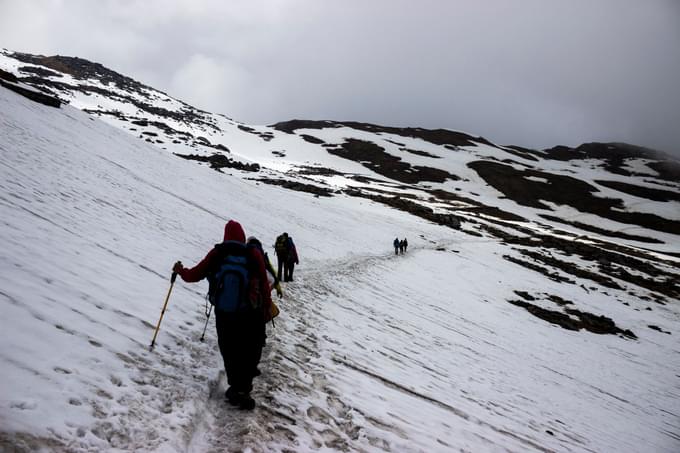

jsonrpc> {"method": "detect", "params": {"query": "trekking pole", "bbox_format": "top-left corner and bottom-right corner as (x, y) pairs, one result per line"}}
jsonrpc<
(150, 271), (177, 350)
(200, 299), (212, 342)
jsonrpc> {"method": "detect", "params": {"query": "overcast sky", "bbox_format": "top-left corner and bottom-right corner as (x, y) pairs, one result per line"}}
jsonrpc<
(1, 0), (679, 154)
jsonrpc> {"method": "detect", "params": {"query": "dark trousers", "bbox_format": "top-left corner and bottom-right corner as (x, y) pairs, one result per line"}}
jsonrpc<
(276, 252), (287, 281)
(284, 261), (295, 281)
(214, 309), (265, 394)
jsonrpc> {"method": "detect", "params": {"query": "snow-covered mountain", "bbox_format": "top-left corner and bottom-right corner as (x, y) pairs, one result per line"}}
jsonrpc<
(0, 50), (678, 452)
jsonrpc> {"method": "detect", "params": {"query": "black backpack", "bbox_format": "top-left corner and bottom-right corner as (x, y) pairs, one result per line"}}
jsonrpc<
(274, 234), (288, 254)
(208, 241), (255, 312)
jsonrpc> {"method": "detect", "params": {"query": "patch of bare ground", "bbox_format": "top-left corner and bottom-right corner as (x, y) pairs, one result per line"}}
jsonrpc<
(0, 79), (62, 108)
(511, 292), (637, 338)
(175, 153), (259, 172)
(507, 298), (637, 338)
(400, 147), (441, 158)
(481, 222), (679, 300)
(648, 325), (671, 334)
(501, 145), (541, 161)
(427, 188), (527, 222)
(343, 188), (462, 229)
(294, 166), (345, 177)
(594, 180), (680, 202)
(9, 52), (219, 132)
(0, 68), (19, 83)
(518, 249), (624, 290)
(541, 142), (680, 182)
(254, 178), (334, 197)
(18, 65), (63, 78)
(468, 160), (680, 235)
(539, 214), (664, 244)
(326, 139), (458, 184)
(271, 119), (498, 149)
(237, 124), (274, 141)
(646, 160), (680, 182)
(503, 255), (576, 284)
(299, 134), (325, 144)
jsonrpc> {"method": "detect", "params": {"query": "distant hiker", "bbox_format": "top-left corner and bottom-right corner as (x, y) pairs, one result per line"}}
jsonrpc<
(399, 239), (405, 254)
(274, 232), (289, 281)
(393, 237), (400, 255)
(284, 236), (299, 282)
(172, 220), (272, 410)
(403, 238), (408, 253)
(247, 236), (283, 298)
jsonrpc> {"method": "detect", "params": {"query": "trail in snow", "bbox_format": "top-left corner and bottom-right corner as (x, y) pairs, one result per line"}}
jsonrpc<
(184, 242), (558, 452)
(183, 248), (427, 452)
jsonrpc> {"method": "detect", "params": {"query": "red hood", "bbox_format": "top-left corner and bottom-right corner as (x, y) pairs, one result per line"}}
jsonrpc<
(223, 220), (246, 243)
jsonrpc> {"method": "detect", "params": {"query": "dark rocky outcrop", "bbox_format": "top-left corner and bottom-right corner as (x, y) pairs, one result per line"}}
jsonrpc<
(254, 178), (334, 197)
(271, 119), (496, 149)
(646, 160), (680, 182)
(18, 66), (63, 78)
(543, 142), (676, 179)
(11, 52), (151, 96)
(328, 139), (458, 184)
(539, 215), (664, 244)
(0, 68), (19, 83)
(175, 153), (259, 172)
(300, 134), (325, 144)
(400, 148), (441, 158)
(0, 79), (61, 108)
(594, 180), (680, 202)
(507, 299), (636, 339)
(343, 188), (462, 229)
(238, 124), (275, 141)
(469, 160), (680, 235)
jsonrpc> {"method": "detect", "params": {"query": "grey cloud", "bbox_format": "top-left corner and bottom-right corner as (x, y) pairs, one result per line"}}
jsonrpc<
(1, 0), (678, 155)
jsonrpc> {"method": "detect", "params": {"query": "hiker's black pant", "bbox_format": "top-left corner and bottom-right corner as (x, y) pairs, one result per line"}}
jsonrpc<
(215, 309), (265, 394)
(276, 252), (287, 281)
(284, 261), (295, 281)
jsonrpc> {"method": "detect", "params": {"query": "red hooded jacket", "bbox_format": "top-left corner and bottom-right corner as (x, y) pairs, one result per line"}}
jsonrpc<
(177, 220), (272, 313)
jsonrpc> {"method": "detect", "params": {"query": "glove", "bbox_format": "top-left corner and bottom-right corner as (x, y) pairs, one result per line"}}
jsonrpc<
(172, 261), (184, 274)
(274, 281), (283, 298)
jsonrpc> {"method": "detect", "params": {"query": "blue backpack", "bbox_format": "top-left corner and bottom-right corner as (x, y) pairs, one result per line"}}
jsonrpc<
(208, 241), (253, 312)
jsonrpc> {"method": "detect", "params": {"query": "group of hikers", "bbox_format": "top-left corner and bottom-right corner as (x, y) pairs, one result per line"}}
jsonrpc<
(171, 221), (299, 410)
(393, 237), (408, 255)
(169, 225), (408, 411)
(274, 232), (299, 282)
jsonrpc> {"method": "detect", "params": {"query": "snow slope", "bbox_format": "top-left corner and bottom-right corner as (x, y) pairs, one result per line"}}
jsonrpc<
(2, 76), (680, 452)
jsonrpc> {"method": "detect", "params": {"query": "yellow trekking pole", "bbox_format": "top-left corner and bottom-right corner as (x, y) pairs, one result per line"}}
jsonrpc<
(150, 271), (178, 350)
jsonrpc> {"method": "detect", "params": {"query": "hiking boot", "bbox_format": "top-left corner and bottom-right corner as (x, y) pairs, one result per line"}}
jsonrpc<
(225, 387), (239, 406)
(238, 393), (255, 410)
(225, 388), (255, 409)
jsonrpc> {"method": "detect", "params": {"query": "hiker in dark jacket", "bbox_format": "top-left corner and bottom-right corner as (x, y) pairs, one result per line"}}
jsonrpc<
(247, 236), (283, 298)
(274, 232), (289, 281)
(393, 237), (400, 255)
(173, 220), (271, 410)
(403, 238), (408, 253)
(284, 236), (299, 282)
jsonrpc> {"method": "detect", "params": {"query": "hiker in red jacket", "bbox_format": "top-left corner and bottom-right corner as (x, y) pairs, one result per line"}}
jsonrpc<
(173, 220), (271, 410)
